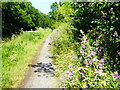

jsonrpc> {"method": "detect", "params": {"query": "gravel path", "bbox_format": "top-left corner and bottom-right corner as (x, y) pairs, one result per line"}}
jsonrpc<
(20, 32), (59, 88)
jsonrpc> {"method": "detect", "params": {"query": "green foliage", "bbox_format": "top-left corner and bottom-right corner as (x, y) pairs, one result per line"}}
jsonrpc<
(2, 28), (52, 88)
(49, 2), (73, 28)
(50, 23), (120, 88)
(2, 2), (52, 37)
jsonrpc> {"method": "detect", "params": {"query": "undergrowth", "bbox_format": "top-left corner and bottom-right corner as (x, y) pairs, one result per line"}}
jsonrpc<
(2, 27), (52, 88)
(50, 23), (120, 88)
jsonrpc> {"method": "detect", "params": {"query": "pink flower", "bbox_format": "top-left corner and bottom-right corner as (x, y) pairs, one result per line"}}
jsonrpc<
(82, 46), (86, 48)
(110, 8), (113, 11)
(87, 53), (91, 57)
(80, 56), (82, 61)
(78, 77), (80, 79)
(88, 60), (92, 64)
(93, 41), (96, 44)
(98, 61), (103, 68)
(68, 75), (72, 79)
(93, 82), (97, 86)
(100, 58), (104, 62)
(91, 51), (95, 56)
(80, 49), (84, 55)
(93, 57), (97, 61)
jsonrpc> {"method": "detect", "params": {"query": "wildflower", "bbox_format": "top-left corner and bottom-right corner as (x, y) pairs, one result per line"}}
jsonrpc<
(117, 51), (120, 55)
(93, 41), (96, 44)
(93, 57), (97, 61)
(88, 60), (92, 65)
(95, 69), (98, 72)
(78, 77), (80, 79)
(101, 11), (105, 16)
(86, 86), (88, 88)
(100, 58), (104, 62)
(79, 56), (82, 61)
(72, 70), (74, 74)
(62, 83), (66, 86)
(82, 73), (85, 78)
(110, 8), (113, 11)
(111, 74), (119, 79)
(83, 63), (88, 67)
(99, 69), (103, 73)
(116, 80), (118, 83)
(87, 53), (91, 57)
(60, 77), (64, 82)
(98, 61), (103, 68)
(68, 75), (72, 79)
(91, 51), (95, 56)
(83, 79), (86, 82)
(81, 71), (86, 75)
(82, 46), (86, 48)
(115, 54), (118, 57)
(66, 71), (70, 73)
(93, 83), (97, 86)
(80, 49), (84, 55)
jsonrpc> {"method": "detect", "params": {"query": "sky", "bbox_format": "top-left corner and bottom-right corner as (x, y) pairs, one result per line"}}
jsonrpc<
(29, 0), (60, 15)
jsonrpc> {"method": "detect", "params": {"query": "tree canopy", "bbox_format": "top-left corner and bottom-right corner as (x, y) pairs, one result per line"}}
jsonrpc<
(2, 2), (52, 37)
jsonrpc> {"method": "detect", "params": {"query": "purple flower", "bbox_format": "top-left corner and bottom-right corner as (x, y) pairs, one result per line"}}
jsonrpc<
(62, 83), (66, 86)
(60, 77), (64, 82)
(80, 49), (84, 55)
(93, 41), (96, 44)
(115, 54), (118, 57)
(114, 30), (117, 32)
(98, 62), (103, 68)
(79, 56), (82, 61)
(66, 71), (70, 73)
(116, 80), (118, 83)
(83, 63), (88, 67)
(83, 79), (86, 82)
(99, 69), (103, 73)
(87, 53), (91, 57)
(93, 83), (97, 86)
(86, 86), (88, 88)
(81, 71), (86, 75)
(100, 58), (104, 62)
(72, 70), (74, 73)
(82, 46), (86, 48)
(88, 60), (92, 65)
(111, 74), (119, 79)
(91, 51), (95, 56)
(78, 77), (80, 79)
(117, 51), (120, 55)
(93, 57), (97, 61)
(110, 8), (113, 11)
(95, 69), (98, 72)
(81, 73), (85, 78)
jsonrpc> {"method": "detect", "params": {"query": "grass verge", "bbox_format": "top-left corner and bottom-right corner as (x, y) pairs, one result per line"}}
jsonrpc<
(2, 27), (52, 88)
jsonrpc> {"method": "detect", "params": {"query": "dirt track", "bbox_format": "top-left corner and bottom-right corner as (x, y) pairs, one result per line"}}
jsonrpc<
(19, 31), (59, 88)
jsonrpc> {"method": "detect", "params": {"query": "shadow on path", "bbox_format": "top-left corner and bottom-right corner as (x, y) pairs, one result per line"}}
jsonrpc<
(28, 61), (55, 78)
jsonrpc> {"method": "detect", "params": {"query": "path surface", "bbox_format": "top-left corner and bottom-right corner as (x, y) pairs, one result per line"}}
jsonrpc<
(20, 31), (59, 88)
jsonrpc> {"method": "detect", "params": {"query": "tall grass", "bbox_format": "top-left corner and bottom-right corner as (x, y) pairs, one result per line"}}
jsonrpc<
(2, 27), (52, 88)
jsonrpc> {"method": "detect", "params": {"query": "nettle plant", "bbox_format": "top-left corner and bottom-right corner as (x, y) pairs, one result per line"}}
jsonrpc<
(60, 31), (120, 88)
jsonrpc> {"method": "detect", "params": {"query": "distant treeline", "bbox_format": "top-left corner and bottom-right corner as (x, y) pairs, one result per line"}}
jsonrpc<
(2, 2), (52, 37)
